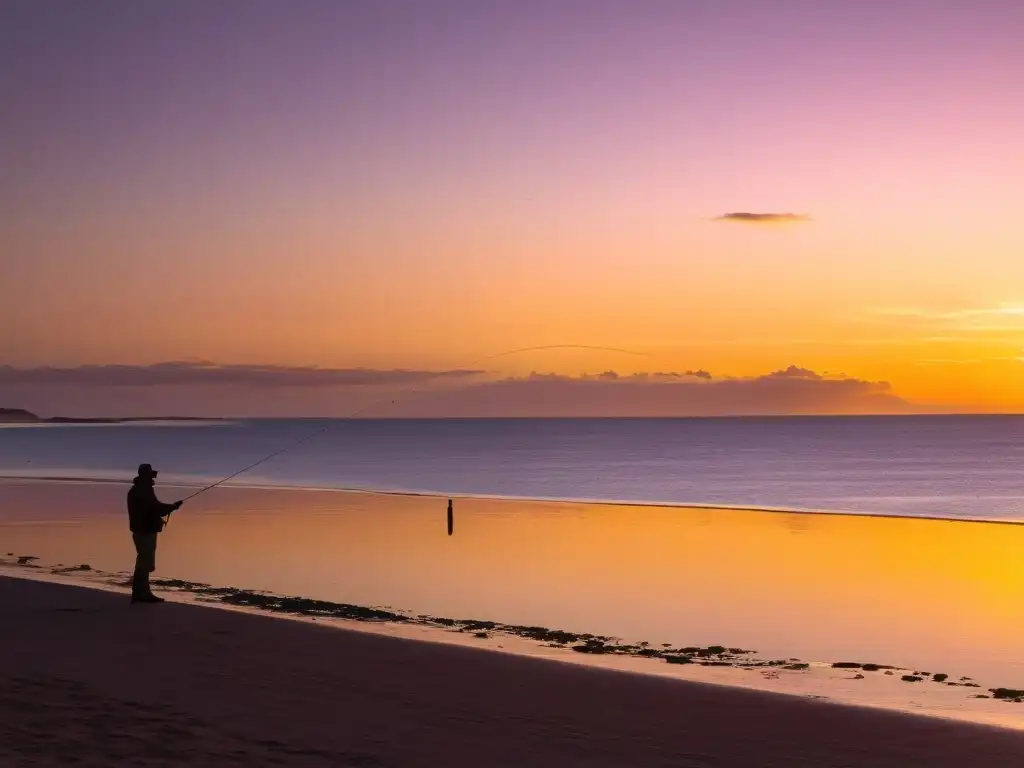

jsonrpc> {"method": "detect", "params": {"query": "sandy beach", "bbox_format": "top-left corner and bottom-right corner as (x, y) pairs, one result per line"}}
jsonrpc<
(1, 574), (1022, 767)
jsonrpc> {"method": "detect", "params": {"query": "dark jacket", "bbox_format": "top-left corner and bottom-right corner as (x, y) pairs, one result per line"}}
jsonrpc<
(127, 478), (175, 534)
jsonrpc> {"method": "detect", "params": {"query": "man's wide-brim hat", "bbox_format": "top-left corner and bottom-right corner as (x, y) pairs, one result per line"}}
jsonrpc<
(137, 463), (158, 478)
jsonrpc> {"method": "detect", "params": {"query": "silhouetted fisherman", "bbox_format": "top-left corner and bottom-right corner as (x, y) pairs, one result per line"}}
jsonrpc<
(127, 464), (182, 604)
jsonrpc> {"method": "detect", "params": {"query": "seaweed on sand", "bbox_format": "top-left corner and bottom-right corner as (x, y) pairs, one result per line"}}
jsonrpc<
(151, 579), (408, 622)
(1, 553), (1005, 707)
(990, 688), (1024, 702)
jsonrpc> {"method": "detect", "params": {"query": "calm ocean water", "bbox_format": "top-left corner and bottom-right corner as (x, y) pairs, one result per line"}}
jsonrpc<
(2, 416), (1024, 521)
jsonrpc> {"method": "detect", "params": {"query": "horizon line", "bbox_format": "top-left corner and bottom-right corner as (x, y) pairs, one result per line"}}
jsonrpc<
(7, 412), (1024, 422)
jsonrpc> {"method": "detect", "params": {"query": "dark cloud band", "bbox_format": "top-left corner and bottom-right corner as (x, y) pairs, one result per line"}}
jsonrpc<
(0, 362), (483, 388)
(0, 363), (910, 417)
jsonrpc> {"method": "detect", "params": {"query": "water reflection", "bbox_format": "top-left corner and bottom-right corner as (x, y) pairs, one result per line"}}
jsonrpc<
(1, 479), (1023, 688)
(780, 511), (816, 535)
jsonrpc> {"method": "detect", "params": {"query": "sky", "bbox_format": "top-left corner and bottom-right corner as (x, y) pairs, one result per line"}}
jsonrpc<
(3, 0), (1024, 416)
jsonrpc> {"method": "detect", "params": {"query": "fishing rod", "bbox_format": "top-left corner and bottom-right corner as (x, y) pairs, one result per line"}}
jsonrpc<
(179, 423), (333, 503)
(166, 344), (654, 520)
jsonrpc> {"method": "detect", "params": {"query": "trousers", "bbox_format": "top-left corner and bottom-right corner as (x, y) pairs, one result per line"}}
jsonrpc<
(131, 532), (158, 596)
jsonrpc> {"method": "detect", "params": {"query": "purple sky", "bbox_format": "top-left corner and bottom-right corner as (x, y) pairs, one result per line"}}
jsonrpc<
(4, 1), (1024, 415)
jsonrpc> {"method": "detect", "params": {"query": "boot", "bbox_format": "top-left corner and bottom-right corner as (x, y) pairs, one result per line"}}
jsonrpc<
(131, 593), (164, 604)
(130, 569), (163, 603)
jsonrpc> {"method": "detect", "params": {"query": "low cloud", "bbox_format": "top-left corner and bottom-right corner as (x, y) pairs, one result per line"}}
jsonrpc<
(0, 362), (913, 418)
(0, 362), (483, 388)
(390, 366), (911, 418)
(714, 212), (810, 225)
(764, 365), (822, 380)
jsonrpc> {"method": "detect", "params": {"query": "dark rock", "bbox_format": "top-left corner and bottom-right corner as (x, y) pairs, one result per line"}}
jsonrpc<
(51, 564), (92, 573)
(16, 556), (39, 565)
(149, 579), (410, 623)
(219, 591), (407, 622)
(902, 675), (924, 683)
(512, 627), (581, 644)
(783, 663), (809, 670)
(664, 655), (693, 665)
(458, 620), (497, 632)
(695, 645), (729, 657)
(832, 662), (862, 669)
(571, 643), (610, 654)
(990, 688), (1024, 700)
(473, 632), (488, 639)
(933, 673), (948, 683)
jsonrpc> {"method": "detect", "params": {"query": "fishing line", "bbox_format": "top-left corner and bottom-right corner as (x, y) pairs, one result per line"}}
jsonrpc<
(174, 343), (653, 508)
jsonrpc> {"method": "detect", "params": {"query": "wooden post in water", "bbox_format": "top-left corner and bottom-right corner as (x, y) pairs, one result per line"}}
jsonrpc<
(447, 498), (453, 536)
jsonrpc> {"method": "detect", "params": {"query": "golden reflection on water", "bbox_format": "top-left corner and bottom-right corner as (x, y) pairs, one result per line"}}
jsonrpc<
(1, 479), (1023, 685)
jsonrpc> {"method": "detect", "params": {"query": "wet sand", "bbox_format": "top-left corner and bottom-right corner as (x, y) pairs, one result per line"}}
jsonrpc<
(2, 575), (1023, 767)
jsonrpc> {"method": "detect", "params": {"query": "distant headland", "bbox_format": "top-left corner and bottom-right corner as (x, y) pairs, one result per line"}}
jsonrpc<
(0, 408), (220, 424)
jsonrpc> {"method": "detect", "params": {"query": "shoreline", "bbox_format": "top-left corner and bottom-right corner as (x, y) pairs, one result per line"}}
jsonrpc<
(4, 554), (1024, 731)
(4, 478), (1024, 734)
(2, 574), (1023, 766)
(2, 473), (1023, 527)
(7, 413), (1024, 421)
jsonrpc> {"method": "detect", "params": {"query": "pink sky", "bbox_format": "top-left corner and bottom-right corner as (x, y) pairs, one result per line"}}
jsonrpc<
(4, 1), (1024, 415)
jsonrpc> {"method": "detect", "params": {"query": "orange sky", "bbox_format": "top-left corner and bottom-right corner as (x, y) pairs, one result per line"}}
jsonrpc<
(4, 3), (1024, 414)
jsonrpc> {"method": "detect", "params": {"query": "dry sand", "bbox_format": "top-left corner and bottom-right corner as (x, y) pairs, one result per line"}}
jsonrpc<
(2, 576), (1023, 767)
